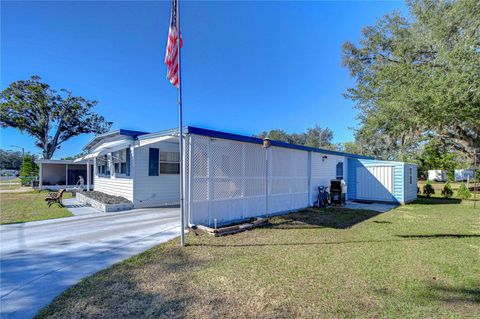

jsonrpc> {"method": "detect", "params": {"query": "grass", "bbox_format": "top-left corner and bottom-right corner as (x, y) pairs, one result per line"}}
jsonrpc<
(0, 177), (22, 190)
(0, 190), (73, 224)
(0, 177), (20, 183)
(37, 198), (480, 319)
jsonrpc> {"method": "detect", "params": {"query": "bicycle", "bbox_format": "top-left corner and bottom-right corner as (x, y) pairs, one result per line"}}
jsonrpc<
(314, 186), (331, 208)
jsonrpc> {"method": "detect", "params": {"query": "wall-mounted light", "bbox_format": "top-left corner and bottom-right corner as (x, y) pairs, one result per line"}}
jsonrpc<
(263, 138), (271, 149)
(322, 155), (328, 162)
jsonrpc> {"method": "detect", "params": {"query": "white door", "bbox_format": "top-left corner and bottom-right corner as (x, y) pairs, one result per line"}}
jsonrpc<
(356, 166), (394, 201)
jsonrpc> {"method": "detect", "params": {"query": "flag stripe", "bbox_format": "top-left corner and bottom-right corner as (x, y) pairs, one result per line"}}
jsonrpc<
(165, 0), (182, 88)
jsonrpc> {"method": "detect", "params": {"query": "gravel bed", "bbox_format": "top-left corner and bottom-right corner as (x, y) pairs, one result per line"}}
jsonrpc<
(78, 191), (132, 205)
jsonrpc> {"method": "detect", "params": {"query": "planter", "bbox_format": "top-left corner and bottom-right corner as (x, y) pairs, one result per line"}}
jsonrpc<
(76, 192), (134, 212)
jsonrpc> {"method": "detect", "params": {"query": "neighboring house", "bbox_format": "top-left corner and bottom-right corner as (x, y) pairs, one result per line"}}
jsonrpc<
(454, 169), (475, 182)
(78, 126), (417, 226)
(36, 159), (94, 190)
(428, 170), (447, 182)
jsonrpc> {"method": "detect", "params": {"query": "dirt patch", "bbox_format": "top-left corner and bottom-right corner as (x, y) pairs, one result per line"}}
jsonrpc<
(78, 191), (131, 205)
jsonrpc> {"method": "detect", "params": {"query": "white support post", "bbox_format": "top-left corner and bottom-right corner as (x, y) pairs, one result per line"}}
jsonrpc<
(182, 134), (187, 227)
(241, 143), (246, 221)
(86, 161), (91, 191)
(308, 151), (312, 206)
(39, 163), (43, 189)
(187, 135), (193, 226)
(265, 147), (269, 216)
(207, 138), (212, 225)
(65, 163), (68, 187)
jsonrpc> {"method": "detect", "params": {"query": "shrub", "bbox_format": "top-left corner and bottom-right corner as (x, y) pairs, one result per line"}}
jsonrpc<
(441, 182), (454, 198)
(423, 180), (435, 197)
(457, 182), (472, 200)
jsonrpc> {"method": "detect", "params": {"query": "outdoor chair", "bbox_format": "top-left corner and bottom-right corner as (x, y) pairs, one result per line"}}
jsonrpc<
(45, 189), (66, 207)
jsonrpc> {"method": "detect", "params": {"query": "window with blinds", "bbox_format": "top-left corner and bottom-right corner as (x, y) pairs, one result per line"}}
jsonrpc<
(160, 151), (180, 174)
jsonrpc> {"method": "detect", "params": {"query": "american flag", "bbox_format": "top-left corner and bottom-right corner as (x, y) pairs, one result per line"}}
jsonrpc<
(164, 0), (182, 88)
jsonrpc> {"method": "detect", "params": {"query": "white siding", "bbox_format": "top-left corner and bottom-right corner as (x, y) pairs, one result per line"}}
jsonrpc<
(93, 144), (134, 201)
(310, 153), (346, 204)
(133, 141), (180, 208)
(94, 176), (134, 201)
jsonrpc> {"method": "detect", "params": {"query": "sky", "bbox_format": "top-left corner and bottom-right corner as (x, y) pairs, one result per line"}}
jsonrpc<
(1, 0), (407, 159)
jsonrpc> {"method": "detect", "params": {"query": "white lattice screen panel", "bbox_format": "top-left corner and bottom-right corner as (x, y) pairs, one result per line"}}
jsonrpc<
(269, 146), (309, 213)
(186, 134), (313, 226)
(186, 135), (266, 226)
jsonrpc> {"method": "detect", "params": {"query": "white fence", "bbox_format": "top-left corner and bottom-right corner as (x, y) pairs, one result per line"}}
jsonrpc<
(185, 134), (341, 227)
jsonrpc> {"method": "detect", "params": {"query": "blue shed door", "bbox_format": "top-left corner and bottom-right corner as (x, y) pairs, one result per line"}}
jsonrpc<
(356, 166), (394, 201)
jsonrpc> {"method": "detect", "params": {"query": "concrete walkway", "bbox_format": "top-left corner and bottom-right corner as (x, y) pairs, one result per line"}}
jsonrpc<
(62, 197), (103, 216)
(344, 201), (398, 213)
(0, 207), (180, 319)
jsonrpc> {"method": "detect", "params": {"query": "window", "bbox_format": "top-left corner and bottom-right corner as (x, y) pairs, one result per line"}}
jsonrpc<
(336, 162), (344, 179)
(113, 149), (128, 176)
(160, 151), (180, 174)
(149, 148), (159, 176)
(96, 155), (110, 177)
(409, 167), (413, 184)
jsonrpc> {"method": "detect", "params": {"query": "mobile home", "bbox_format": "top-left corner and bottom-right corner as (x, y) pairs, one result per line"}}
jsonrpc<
(79, 126), (417, 226)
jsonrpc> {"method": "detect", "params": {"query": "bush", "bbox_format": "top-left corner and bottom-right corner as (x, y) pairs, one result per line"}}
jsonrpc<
(457, 182), (472, 200)
(441, 182), (454, 198)
(423, 180), (435, 197)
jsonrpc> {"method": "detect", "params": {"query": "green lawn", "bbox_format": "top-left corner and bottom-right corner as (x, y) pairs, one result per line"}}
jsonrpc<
(0, 177), (20, 183)
(0, 190), (73, 224)
(0, 177), (21, 190)
(37, 198), (479, 319)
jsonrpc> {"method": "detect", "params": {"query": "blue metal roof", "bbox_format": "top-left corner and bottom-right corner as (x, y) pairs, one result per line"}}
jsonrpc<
(84, 126), (373, 160)
(186, 126), (373, 160)
(118, 129), (150, 137)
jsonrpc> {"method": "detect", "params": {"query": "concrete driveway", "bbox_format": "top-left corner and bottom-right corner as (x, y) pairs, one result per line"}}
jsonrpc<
(0, 207), (180, 319)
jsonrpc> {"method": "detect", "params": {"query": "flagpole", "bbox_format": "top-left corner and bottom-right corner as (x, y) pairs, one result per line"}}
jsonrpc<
(176, 0), (185, 247)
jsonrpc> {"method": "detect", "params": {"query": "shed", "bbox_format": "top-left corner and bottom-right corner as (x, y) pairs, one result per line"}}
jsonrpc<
(347, 159), (417, 204)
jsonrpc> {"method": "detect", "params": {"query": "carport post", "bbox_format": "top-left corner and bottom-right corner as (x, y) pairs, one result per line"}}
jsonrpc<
(86, 161), (91, 191)
(39, 163), (43, 189)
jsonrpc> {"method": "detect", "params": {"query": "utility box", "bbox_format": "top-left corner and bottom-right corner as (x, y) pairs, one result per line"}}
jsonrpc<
(331, 179), (346, 205)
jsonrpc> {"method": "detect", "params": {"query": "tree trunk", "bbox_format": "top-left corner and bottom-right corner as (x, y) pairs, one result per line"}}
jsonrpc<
(42, 143), (55, 159)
